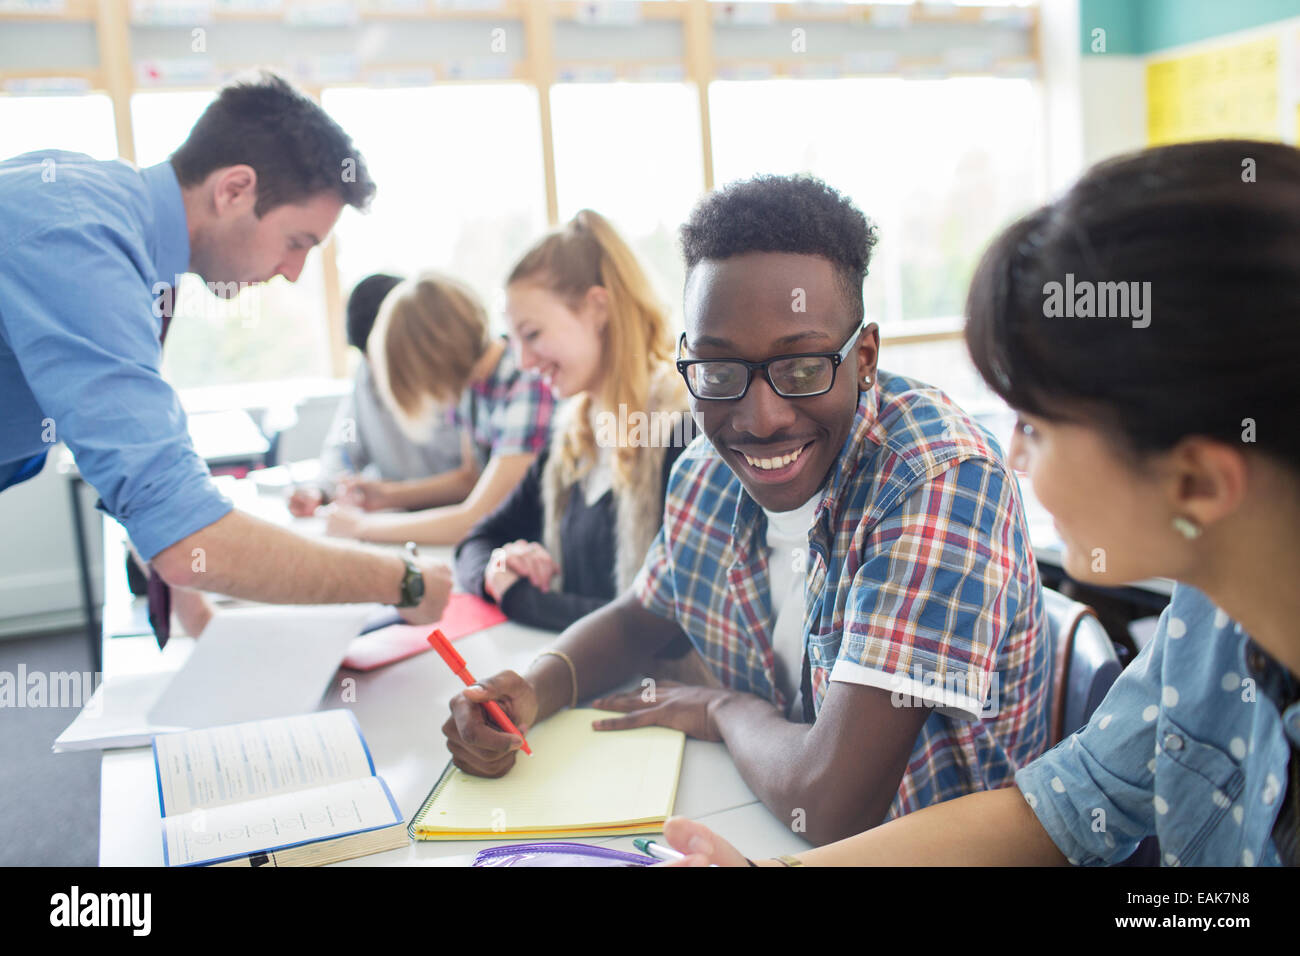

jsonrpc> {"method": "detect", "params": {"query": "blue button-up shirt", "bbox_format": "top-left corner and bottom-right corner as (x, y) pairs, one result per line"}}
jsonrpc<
(1017, 583), (1300, 866)
(0, 151), (231, 559)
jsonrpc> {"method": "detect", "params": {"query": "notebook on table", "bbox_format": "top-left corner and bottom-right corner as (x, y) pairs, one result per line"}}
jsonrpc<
(342, 592), (508, 672)
(155, 709), (406, 867)
(409, 708), (685, 841)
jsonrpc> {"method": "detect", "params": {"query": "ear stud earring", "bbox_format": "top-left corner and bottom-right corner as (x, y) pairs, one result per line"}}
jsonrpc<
(1172, 516), (1202, 540)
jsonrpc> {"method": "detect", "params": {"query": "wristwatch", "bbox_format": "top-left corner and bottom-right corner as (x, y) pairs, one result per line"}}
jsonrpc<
(396, 541), (425, 608)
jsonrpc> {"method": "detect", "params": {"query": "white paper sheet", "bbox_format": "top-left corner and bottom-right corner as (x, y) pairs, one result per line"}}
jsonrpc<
(147, 603), (375, 729)
(154, 710), (372, 816)
(54, 604), (376, 751)
(162, 777), (401, 866)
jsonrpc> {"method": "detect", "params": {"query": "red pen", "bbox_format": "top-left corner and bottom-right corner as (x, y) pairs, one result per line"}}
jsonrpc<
(427, 628), (532, 755)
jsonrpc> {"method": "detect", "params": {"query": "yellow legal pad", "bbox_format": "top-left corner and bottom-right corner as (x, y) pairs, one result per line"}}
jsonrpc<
(409, 708), (685, 840)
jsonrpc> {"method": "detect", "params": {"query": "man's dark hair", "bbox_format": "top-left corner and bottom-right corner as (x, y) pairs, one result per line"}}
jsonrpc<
(170, 71), (376, 216)
(347, 273), (404, 351)
(680, 174), (878, 326)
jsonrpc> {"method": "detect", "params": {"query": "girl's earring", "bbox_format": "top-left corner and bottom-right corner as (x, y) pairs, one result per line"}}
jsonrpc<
(1171, 516), (1202, 540)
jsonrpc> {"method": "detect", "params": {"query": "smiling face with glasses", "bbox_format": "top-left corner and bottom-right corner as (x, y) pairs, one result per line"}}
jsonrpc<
(677, 322), (862, 401)
(680, 252), (879, 514)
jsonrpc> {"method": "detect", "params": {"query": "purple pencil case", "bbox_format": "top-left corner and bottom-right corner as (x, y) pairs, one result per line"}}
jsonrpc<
(471, 842), (655, 867)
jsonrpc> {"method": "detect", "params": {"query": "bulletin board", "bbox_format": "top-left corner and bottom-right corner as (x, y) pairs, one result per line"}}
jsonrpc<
(1146, 36), (1280, 145)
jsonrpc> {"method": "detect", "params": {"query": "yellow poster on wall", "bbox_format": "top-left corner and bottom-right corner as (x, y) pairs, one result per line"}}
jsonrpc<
(1147, 36), (1279, 145)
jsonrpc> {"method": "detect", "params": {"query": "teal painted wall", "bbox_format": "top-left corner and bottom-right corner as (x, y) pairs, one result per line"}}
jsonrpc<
(1081, 0), (1300, 55)
(1079, 0), (1143, 55)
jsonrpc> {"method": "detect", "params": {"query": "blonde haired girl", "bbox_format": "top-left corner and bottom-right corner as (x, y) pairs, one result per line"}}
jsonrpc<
(325, 271), (555, 545)
(455, 210), (706, 682)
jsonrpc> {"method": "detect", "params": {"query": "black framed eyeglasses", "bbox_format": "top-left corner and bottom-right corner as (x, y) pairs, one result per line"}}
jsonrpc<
(676, 325), (863, 401)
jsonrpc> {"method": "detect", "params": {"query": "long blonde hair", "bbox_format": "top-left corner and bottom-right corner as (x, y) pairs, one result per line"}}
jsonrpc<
(507, 209), (682, 490)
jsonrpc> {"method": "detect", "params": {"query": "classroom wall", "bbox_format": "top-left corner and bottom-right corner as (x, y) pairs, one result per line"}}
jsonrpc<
(1141, 0), (1300, 49)
(0, 456), (99, 639)
(1073, 1), (1146, 169)
(1076, 0), (1300, 168)
(1078, 0), (1144, 55)
(1077, 53), (1146, 166)
(1080, 0), (1300, 54)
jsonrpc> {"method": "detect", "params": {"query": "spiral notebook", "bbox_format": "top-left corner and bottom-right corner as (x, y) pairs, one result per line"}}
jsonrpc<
(409, 708), (685, 841)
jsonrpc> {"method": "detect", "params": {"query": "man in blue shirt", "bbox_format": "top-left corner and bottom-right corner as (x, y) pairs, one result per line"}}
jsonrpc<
(0, 73), (451, 627)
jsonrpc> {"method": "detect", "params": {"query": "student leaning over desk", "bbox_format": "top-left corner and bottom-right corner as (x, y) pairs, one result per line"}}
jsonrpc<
(442, 175), (1049, 847)
(323, 272), (556, 546)
(663, 140), (1300, 867)
(0, 72), (452, 638)
(452, 211), (703, 682)
(288, 272), (471, 517)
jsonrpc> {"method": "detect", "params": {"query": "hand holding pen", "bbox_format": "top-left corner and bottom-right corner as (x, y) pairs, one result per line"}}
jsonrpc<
(429, 628), (533, 757)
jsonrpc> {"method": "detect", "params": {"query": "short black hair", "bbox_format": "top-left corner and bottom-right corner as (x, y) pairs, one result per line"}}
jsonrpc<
(680, 174), (878, 326)
(171, 71), (376, 216)
(347, 273), (404, 351)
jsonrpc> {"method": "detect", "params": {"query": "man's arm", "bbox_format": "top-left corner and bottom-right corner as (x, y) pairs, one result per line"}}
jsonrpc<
(711, 683), (930, 846)
(593, 676), (930, 846)
(151, 509), (452, 624)
(595, 455), (1031, 845)
(0, 222), (236, 562)
(670, 594), (1183, 867)
(441, 592), (686, 777)
(667, 594), (1186, 867)
(529, 593), (685, 719)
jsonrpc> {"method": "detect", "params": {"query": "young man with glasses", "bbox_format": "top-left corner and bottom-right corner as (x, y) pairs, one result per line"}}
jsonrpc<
(441, 175), (1048, 845)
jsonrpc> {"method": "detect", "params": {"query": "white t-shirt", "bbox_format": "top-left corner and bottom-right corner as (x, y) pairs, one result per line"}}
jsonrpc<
(763, 495), (821, 719)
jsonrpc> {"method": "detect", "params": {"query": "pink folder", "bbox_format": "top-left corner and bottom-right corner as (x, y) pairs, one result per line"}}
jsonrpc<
(342, 592), (508, 672)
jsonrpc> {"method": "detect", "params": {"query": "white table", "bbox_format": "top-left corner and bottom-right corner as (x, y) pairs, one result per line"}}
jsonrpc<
(96, 480), (812, 866)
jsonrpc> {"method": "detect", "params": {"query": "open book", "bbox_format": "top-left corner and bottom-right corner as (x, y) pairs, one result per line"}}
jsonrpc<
(154, 710), (406, 866)
(55, 604), (375, 752)
(410, 708), (685, 841)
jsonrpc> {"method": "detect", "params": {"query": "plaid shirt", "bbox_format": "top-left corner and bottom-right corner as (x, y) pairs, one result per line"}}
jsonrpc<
(633, 369), (1049, 818)
(453, 338), (555, 467)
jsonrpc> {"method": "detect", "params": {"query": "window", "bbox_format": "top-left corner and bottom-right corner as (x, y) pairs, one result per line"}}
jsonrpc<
(132, 91), (334, 388)
(710, 77), (1045, 326)
(0, 93), (118, 160)
(551, 82), (705, 326)
(323, 84), (548, 332)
